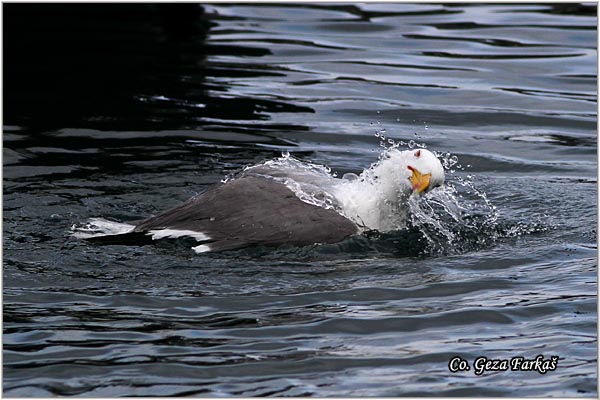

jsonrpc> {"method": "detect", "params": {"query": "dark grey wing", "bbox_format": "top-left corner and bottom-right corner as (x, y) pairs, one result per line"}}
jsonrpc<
(131, 175), (357, 252)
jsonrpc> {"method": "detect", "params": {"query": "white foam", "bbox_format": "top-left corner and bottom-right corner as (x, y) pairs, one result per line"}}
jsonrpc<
(147, 229), (211, 241)
(192, 244), (212, 253)
(71, 218), (135, 238)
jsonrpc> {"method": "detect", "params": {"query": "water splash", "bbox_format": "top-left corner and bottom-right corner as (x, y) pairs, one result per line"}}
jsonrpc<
(406, 180), (499, 255)
(402, 149), (553, 255)
(370, 123), (503, 254)
(240, 153), (340, 212)
(365, 120), (500, 253)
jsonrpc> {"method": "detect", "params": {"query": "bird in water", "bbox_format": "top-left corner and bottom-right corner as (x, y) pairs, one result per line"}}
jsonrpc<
(74, 148), (445, 253)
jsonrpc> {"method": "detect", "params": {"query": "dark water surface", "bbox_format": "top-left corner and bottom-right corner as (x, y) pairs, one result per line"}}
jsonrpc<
(3, 3), (597, 397)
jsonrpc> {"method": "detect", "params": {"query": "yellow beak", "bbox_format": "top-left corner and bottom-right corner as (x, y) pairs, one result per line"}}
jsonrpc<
(408, 166), (431, 193)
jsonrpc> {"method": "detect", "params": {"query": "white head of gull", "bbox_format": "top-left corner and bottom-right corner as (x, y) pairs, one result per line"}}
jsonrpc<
(73, 147), (445, 253)
(331, 148), (445, 231)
